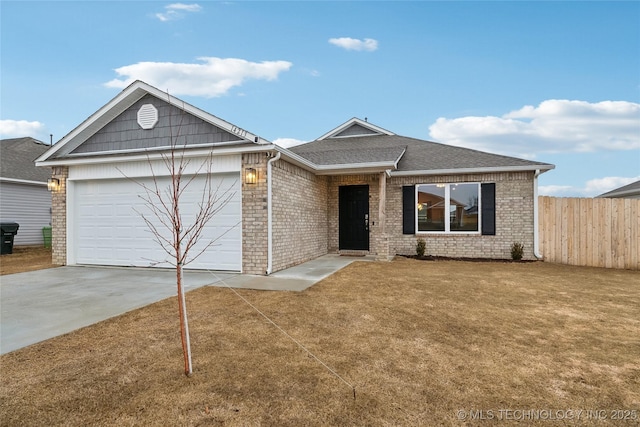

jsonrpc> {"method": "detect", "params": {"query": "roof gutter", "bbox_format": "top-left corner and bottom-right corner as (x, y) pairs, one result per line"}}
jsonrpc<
(389, 164), (555, 176)
(36, 144), (277, 167)
(313, 161), (398, 175)
(0, 177), (48, 186)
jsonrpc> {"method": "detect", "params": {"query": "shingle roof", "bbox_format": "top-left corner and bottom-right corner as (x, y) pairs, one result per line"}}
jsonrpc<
(0, 137), (51, 182)
(596, 180), (640, 198)
(290, 134), (553, 173)
(292, 145), (406, 166)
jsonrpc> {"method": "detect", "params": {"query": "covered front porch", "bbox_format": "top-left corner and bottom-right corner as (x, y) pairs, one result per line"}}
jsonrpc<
(327, 172), (391, 260)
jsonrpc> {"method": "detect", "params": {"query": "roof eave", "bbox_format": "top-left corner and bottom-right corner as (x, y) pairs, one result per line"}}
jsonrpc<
(314, 162), (398, 175)
(36, 144), (277, 167)
(0, 177), (48, 186)
(389, 164), (555, 177)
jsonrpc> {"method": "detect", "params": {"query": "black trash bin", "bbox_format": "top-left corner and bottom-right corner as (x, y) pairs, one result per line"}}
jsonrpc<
(0, 223), (20, 255)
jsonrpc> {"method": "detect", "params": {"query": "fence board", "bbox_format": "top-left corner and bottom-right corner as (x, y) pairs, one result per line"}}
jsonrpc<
(539, 196), (639, 270)
(630, 201), (639, 270)
(583, 198), (591, 266)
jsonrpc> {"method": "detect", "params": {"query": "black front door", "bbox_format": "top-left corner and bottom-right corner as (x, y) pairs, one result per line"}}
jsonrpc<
(339, 185), (369, 250)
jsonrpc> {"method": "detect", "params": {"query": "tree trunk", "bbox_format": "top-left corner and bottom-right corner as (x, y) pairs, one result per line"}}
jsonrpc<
(176, 262), (193, 376)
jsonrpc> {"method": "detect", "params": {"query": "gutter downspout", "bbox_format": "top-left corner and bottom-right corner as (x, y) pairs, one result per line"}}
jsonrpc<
(266, 151), (281, 275)
(533, 169), (543, 259)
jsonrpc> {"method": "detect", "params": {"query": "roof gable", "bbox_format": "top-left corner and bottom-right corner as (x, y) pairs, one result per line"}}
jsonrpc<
(66, 94), (242, 157)
(37, 80), (267, 163)
(317, 117), (394, 140)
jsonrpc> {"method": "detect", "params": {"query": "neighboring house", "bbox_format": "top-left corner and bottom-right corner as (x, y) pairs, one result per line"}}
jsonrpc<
(596, 180), (640, 199)
(1, 137), (52, 245)
(35, 81), (554, 274)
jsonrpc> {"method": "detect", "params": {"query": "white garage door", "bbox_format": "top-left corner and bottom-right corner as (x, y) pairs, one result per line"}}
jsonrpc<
(72, 173), (241, 271)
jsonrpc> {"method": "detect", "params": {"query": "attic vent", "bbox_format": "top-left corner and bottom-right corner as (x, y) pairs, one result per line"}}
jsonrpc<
(137, 104), (158, 130)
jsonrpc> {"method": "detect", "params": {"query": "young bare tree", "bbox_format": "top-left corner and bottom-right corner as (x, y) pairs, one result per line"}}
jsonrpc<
(123, 101), (237, 376)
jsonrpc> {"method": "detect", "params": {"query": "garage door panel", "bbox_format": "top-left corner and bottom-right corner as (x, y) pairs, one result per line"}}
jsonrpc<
(73, 173), (241, 271)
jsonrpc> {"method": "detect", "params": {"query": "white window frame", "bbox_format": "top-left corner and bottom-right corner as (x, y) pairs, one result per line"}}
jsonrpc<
(415, 182), (482, 234)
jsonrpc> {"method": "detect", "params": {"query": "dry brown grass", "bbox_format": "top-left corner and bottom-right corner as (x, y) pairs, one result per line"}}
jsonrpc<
(1, 258), (639, 426)
(0, 246), (56, 275)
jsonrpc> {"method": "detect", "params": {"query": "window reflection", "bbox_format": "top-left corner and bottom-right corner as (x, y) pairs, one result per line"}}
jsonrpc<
(417, 183), (479, 233)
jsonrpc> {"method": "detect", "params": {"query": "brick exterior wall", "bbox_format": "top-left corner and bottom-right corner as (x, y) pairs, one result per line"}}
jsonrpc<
(52, 152), (536, 272)
(271, 160), (328, 272)
(51, 166), (68, 265)
(388, 171), (536, 260)
(241, 153), (269, 274)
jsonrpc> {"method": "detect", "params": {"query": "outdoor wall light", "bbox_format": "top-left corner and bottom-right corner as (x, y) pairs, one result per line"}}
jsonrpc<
(47, 178), (60, 192)
(245, 168), (257, 185)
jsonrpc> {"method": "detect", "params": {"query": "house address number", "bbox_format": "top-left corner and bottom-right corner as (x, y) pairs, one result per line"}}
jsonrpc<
(231, 126), (248, 138)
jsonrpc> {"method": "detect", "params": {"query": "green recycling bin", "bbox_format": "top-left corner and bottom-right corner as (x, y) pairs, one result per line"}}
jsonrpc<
(43, 226), (52, 248)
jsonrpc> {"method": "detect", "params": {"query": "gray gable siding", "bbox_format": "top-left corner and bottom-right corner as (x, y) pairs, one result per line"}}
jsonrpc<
(333, 123), (379, 138)
(71, 94), (241, 155)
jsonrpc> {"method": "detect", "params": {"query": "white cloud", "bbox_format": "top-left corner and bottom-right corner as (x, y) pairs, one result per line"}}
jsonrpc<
(583, 176), (640, 196)
(104, 57), (293, 98)
(155, 3), (202, 21)
(539, 175), (640, 197)
(538, 185), (574, 197)
(166, 3), (201, 12)
(329, 37), (378, 52)
(273, 138), (306, 148)
(429, 100), (640, 158)
(0, 120), (45, 138)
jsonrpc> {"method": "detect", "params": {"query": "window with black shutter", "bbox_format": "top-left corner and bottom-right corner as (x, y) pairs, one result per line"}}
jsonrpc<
(481, 183), (496, 235)
(402, 185), (415, 234)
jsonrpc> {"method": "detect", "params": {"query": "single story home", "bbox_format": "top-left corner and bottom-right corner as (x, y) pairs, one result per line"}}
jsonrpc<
(596, 180), (640, 199)
(36, 80), (554, 274)
(1, 137), (52, 245)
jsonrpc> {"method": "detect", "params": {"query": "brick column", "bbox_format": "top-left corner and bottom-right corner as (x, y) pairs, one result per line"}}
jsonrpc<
(51, 166), (68, 265)
(376, 171), (390, 260)
(241, 153), (269, 274)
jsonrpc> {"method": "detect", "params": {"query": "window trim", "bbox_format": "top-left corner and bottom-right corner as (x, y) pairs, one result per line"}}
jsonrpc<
(415, 182), (482, 235)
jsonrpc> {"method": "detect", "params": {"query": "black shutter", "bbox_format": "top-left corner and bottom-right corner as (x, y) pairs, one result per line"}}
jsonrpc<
(402, 185), (415, 234)
(481, 183), (496, 235)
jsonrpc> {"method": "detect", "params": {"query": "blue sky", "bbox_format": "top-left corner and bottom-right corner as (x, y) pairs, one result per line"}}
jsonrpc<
(1, 1), (638, 196)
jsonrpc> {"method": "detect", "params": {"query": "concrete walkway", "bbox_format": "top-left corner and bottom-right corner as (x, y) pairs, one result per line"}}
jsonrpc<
(215, 254), (362, 291)
(0, 254), (366, 354)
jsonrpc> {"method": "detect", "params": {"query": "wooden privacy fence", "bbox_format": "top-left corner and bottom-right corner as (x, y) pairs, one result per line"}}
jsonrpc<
(538, 196), (639, 270)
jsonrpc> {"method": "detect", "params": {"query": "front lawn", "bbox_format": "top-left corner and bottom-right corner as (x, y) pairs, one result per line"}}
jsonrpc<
(1, 258), (638, 426)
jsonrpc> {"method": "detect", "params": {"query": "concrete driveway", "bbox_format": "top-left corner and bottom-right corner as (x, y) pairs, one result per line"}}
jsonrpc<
(0, 266), (235, 354)
(0, 255), (365, 354)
